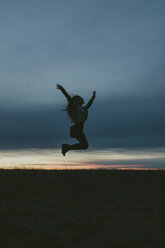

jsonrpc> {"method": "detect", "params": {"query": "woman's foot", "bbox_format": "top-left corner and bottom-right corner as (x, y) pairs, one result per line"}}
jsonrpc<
(62, 144), (69, 156)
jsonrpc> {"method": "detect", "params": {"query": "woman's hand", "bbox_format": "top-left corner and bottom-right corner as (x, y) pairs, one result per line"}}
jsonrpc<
(56, 83), (64, 91)
(93, 91), (96, 97)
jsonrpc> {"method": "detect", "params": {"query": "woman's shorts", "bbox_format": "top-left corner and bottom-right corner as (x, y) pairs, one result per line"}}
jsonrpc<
(70, 122), (84, 138)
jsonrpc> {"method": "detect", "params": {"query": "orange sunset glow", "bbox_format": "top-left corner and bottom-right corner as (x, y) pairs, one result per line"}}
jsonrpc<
(0, 148), (165, 170)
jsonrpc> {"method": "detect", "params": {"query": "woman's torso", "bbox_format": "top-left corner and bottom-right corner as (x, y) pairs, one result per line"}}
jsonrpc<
(72, 102), (87, 123)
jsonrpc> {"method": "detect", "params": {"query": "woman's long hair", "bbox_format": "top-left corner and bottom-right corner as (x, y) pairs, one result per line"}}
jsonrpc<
(63, 95), (82, 122)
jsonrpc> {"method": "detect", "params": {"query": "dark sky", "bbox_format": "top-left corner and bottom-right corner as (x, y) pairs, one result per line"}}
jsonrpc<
(0, 0), (165, 150)
(0, 93), (165, 149)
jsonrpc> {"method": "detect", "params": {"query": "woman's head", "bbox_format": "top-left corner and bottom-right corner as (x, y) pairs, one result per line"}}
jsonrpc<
(72, 95), (84, 105)
(63, 95), (84, 122)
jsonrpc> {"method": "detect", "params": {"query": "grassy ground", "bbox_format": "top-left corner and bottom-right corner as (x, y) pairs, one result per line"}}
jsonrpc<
(0, 169), (165, 248)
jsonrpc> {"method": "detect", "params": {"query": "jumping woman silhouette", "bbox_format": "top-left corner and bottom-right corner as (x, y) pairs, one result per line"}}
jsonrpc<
(56, 83), (96, 156)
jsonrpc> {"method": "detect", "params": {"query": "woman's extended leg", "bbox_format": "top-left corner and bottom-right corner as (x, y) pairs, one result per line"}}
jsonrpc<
(70, 134), (89, 150)
(62, 134), (88, 156)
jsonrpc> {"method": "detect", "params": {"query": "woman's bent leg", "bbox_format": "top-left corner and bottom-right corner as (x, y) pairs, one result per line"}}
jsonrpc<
(68, 134), (89, 151)
(62, 123), (88, 155)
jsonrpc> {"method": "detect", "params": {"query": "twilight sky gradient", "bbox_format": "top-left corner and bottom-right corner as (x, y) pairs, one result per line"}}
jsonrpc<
(0, 0), (165, 168)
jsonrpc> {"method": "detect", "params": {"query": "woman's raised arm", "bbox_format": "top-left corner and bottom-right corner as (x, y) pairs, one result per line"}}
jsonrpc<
(56, 83), (72, 102)
(84, 91), (96, 110)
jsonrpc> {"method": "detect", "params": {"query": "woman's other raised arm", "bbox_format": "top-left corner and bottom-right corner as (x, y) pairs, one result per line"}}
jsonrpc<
(56, 83), (72, 102)
(84, 91), (96, 110)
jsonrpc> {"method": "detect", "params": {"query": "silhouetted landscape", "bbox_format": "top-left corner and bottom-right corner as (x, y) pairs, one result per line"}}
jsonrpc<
(1, 169), (165, 247)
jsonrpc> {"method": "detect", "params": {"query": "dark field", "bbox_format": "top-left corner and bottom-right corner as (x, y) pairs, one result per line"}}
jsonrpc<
(0, 169), (165, 248)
